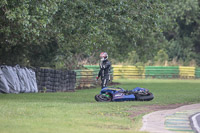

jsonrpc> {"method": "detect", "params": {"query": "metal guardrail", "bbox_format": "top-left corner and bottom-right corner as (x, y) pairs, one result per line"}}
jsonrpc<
(196, 68), (200, 78)
(145, 66), (179, 79)
(74, 65), (200, 89)
(75, 66), (113, 89)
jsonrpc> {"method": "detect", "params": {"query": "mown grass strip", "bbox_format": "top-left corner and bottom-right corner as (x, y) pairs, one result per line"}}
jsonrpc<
(0, 79), (200, 133)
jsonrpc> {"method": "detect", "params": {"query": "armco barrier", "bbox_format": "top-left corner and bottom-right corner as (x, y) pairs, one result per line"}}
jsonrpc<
(196, 68), (200, 78)
(112, 65), (145, 80)
(84, 65), (113, 79)
(83, 65), (99, 78)
(74, 69), (95, 89)
(145, 66), (179, 79)
(75, 66), (199, 88)
(179, 66), (195, 78)
(75, 65), (113, 89)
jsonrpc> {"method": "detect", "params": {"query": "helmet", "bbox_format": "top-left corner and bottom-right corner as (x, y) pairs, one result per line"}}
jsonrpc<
(100, 52), (108, 61)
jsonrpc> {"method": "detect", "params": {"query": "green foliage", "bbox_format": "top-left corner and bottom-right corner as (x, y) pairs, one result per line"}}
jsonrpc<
(163, 0), (200, 66)
(0, 0), (200, 68)
(154, 49), (169, 65)
(127, 51), (139, 65)
(0, 0), (61, 66)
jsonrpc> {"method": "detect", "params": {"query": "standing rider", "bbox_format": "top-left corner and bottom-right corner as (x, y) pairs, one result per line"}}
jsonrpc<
(96, 52), (111, 89)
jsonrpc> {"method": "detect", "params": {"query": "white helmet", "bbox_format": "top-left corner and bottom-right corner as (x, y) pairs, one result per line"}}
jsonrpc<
(100, 52), (108, 61)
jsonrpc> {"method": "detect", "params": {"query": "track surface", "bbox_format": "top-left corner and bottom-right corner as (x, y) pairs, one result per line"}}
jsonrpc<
(191, 112), (200, 133)
(140, 103), (200, 133)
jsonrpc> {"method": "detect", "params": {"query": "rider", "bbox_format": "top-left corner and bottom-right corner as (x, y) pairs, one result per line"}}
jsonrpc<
(96, 52), (111, 89)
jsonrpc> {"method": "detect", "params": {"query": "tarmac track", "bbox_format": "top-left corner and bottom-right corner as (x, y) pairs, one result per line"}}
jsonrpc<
(191, 112), (200, 133)
(140, 103), (200, 133)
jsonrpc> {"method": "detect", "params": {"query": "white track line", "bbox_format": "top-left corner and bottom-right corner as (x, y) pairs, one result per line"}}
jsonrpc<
(192, 113), (200, 133)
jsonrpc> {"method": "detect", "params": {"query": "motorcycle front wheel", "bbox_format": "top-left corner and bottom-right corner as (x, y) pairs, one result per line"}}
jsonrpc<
(95, 94), (112, 102)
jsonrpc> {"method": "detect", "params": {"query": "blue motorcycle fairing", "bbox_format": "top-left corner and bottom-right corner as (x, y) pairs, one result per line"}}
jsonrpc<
(100, 87), (136, 101)
(112, 93), (135, 101)
(132, 87), (149, 92)
(96, 87), (153, 102)
(101, 87), (125, 94)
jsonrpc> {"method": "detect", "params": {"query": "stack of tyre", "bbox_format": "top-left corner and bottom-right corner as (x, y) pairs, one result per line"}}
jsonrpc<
(35, 68), (76, 92)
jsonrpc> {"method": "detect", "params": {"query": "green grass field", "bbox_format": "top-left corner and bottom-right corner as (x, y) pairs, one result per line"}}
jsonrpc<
(0, 79), (200, 133)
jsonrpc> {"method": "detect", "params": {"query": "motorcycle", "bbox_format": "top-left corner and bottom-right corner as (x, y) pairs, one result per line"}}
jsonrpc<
(95, 87), (154, 102)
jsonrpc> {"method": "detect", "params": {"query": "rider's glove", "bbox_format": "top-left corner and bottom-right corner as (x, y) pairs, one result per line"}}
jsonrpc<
(96, 77), (99, 80)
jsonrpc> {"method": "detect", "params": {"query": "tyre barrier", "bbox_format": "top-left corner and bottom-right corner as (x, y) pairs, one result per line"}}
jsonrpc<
(35, 68), (76, 92)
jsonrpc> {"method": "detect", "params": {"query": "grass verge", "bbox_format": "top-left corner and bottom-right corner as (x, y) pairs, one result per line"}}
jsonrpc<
(0, 79), (200, 133)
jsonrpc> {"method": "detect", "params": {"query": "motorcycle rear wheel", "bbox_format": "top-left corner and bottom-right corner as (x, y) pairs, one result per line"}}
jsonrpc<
(135, 93), (154, 101)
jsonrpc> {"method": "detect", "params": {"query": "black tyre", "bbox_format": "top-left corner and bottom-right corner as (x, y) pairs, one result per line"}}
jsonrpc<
(53, 78), (59, 82)
(55, 74), (61, 78)
(95, 94), (112, 102)
(44, 73), (49, 77)
(40, 68), (45, 73)
(44, 69), (50, 73)
(135, 93), (154, 101)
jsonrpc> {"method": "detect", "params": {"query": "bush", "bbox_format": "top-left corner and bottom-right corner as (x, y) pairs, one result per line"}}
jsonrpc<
(127, 51), (139, 65)
(154, 49), (169, 65)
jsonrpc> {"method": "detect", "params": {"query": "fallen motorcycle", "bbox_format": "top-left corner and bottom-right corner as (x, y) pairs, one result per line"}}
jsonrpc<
(95, 87), (154, 102)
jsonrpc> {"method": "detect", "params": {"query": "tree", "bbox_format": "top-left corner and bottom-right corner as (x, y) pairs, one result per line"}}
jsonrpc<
(163, 0), (200, 65)
(1, 0), (200, 68)
(0, 0), (61, 65)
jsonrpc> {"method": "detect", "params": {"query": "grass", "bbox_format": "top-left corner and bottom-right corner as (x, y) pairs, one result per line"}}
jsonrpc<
(0, 79), (200, 133)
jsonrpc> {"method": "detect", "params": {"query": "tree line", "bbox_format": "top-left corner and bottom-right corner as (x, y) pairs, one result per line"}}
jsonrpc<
(0, 0), (200, 69)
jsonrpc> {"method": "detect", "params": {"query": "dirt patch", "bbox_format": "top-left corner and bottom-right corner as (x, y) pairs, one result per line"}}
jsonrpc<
(109, 82), (121, 86)
(128, 103), (187, 118)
